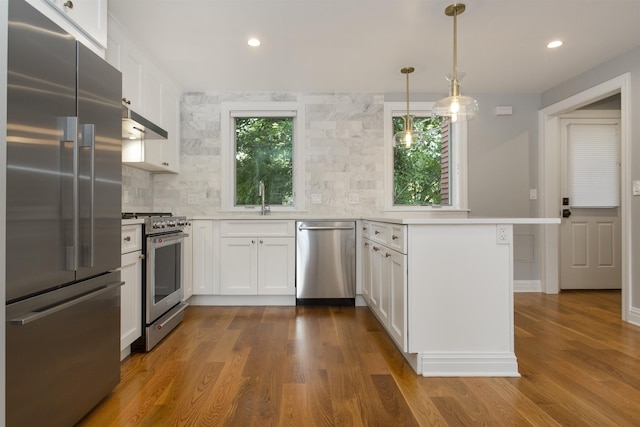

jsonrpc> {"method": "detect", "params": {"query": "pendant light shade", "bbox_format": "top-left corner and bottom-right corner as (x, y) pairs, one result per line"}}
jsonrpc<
(393, 67), (425, 148)
(432, 3), (478, 122)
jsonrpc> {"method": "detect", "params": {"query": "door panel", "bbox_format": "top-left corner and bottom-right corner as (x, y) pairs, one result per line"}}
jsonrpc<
(6, 0), (77, 301)
(76, 43), (122, 279)
(560, 117), (621, 289)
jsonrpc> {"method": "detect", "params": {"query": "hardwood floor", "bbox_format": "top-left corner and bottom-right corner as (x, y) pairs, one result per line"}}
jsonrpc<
(79, 291), (640, 426)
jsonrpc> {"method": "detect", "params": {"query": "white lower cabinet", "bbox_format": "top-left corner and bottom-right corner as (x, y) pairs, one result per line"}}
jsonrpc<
(120, 224), (143, 356)
(362, 221), (408, 352)
(183, 221), (193, 300)
(191, 220), (218, 295)
(220, 237), (295, 295)
(361, 239), (372, 303)
(219, 220), (295, 296)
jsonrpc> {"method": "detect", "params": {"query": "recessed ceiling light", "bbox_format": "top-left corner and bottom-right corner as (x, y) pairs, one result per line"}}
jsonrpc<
(247, 38), (261, 47)
(547, 40), (563, 49)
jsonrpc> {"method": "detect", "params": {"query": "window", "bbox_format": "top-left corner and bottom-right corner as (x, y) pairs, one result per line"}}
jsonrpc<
(392, 115), (449, 205)
(383, 102), (467, 211)
(221, 103), (305, 212)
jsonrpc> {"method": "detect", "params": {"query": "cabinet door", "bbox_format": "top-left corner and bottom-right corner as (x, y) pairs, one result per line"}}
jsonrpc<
(369, 244), (382, 313)
(183, 222), (193, 300)
(362, 239), (372, 302)
(388, 250), (408, 352)
(159, 82), (180, 172)
(378, 250), (391, 325)
(59, 0), (107, 47)
(221, 238), (258, 295)
(192, 220), (214, 295)
(120, 250), (142, 351)
(122, 49), (142, 111)
(258, 237), (295, 295)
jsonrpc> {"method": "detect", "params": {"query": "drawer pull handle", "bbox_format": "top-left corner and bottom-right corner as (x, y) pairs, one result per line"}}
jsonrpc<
(374, 230), (380, 235)
(123, 236), (131, 242)
(373, 246), (380, 252)
(385, 253), (391, 258)
(392, 235), (398, 240)
(64, 0), (73, 8)
(362, 227), (368, 231)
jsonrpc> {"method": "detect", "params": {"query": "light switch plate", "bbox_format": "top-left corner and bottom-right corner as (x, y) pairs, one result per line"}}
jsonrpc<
(633, 180), (640, 196)
(348, 193), (359, 204)
(311, 193), (322, 204)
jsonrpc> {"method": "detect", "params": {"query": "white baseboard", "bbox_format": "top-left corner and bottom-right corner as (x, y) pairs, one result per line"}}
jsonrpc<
(514, 280), (541, 293)
(628, 306), (640, 327)
(187, 295), (296, 306)
(419, 352), (520, 377)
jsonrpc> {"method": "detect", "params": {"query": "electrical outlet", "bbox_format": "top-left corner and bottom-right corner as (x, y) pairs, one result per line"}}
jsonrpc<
(187, 193), (198, 205)
(529, 189), (537, 200)
(311, 194), (322, 205)
(348, 193), (359, 204)
(496, 225), (511, 244)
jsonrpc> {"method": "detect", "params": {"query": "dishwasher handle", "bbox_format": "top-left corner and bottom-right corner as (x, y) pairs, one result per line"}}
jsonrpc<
(298, 225), (355, 231)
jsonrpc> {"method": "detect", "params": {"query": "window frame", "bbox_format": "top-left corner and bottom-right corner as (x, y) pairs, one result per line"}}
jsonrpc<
(383, 101), (468, 212)
(221, 102), (306, 212)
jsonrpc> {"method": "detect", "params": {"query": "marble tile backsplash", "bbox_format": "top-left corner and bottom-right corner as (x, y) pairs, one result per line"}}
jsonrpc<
(151, 91), (386, 217)
(122, 165), (154, 212)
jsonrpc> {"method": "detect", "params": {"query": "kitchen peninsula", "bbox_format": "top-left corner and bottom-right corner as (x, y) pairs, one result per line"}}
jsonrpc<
(183, 215), (559, 377)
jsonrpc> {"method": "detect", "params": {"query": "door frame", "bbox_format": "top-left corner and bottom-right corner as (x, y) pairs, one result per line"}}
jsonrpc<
(538, 73), (631, 321)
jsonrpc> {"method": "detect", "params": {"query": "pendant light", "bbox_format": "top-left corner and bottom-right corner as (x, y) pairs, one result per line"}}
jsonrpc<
(393, 67), (425, 148)
(432, 3), (478, 122)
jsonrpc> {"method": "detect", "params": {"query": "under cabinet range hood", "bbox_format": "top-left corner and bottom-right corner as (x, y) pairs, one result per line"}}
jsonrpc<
(122, 105), (168, 140)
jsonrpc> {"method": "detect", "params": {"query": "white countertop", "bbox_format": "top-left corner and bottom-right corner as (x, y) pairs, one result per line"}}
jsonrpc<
(185, 214), (560, 225)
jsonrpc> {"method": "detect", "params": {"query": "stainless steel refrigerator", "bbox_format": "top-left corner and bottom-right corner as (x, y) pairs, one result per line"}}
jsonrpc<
(6, 1), (123, 425)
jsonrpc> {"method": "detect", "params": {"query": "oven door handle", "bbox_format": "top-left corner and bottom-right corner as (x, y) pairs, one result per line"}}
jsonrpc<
(148, 233), (189, 243)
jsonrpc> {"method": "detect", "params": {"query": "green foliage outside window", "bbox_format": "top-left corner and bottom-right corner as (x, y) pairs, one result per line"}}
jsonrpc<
(393, 116), (446, 205)
(234, 117), (294, 206)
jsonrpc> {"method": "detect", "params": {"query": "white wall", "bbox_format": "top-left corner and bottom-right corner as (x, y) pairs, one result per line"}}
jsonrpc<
(541, 46), (640, 311)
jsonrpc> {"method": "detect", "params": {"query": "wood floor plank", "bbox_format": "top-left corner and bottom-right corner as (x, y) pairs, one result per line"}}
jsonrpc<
(78, 291), (640, 426)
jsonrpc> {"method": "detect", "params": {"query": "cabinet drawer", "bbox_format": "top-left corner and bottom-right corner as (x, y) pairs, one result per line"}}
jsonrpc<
(388, 224), (407, 253)
(361, 221), (370, 238)
(367, 221), (407, 254)
(121, 224), (142, 254)
(369, 222), (389, 245)
(220, 220), (295, 237)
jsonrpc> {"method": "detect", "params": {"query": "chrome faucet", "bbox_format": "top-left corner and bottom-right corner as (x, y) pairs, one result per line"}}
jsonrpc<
(258, 180), (270, 215)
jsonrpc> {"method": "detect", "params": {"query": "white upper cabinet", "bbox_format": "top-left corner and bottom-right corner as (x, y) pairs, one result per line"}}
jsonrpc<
(107, 15), (181, 174)
(27, 0), (107, 54)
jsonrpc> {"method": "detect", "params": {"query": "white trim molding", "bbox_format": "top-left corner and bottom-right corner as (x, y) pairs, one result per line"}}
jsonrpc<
(419, 352), (520, 377)
(514, 280), (542, 293)
(538, 73), (631, 322)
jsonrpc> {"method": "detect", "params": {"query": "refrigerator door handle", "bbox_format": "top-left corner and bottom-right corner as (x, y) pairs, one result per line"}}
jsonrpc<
(7, 281), (123, 326)
(62, 116), (79, 271)
(80, 123), (95, 267)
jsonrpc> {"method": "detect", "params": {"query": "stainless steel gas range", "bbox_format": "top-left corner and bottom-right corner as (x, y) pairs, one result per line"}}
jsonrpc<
(122, 213), (189, 351)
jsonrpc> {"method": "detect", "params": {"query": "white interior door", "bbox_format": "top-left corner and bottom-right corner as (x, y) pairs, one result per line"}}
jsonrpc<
(560, 118), (621, 290)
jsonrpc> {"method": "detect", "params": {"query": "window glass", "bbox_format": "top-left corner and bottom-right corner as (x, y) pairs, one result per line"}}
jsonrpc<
(234, 117), (294, 206)
(221, 102), (305, 212)
(392, 115), (450, 206)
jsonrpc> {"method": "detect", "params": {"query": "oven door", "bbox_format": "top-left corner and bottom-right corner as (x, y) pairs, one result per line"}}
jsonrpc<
(145, 232), (184, 324)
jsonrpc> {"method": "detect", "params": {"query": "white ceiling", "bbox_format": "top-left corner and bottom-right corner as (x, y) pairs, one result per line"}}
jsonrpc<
(108, 0), (640, 95)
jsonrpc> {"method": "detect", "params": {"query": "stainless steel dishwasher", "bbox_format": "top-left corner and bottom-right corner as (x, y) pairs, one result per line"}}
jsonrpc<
(296, 221), (356, 305)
